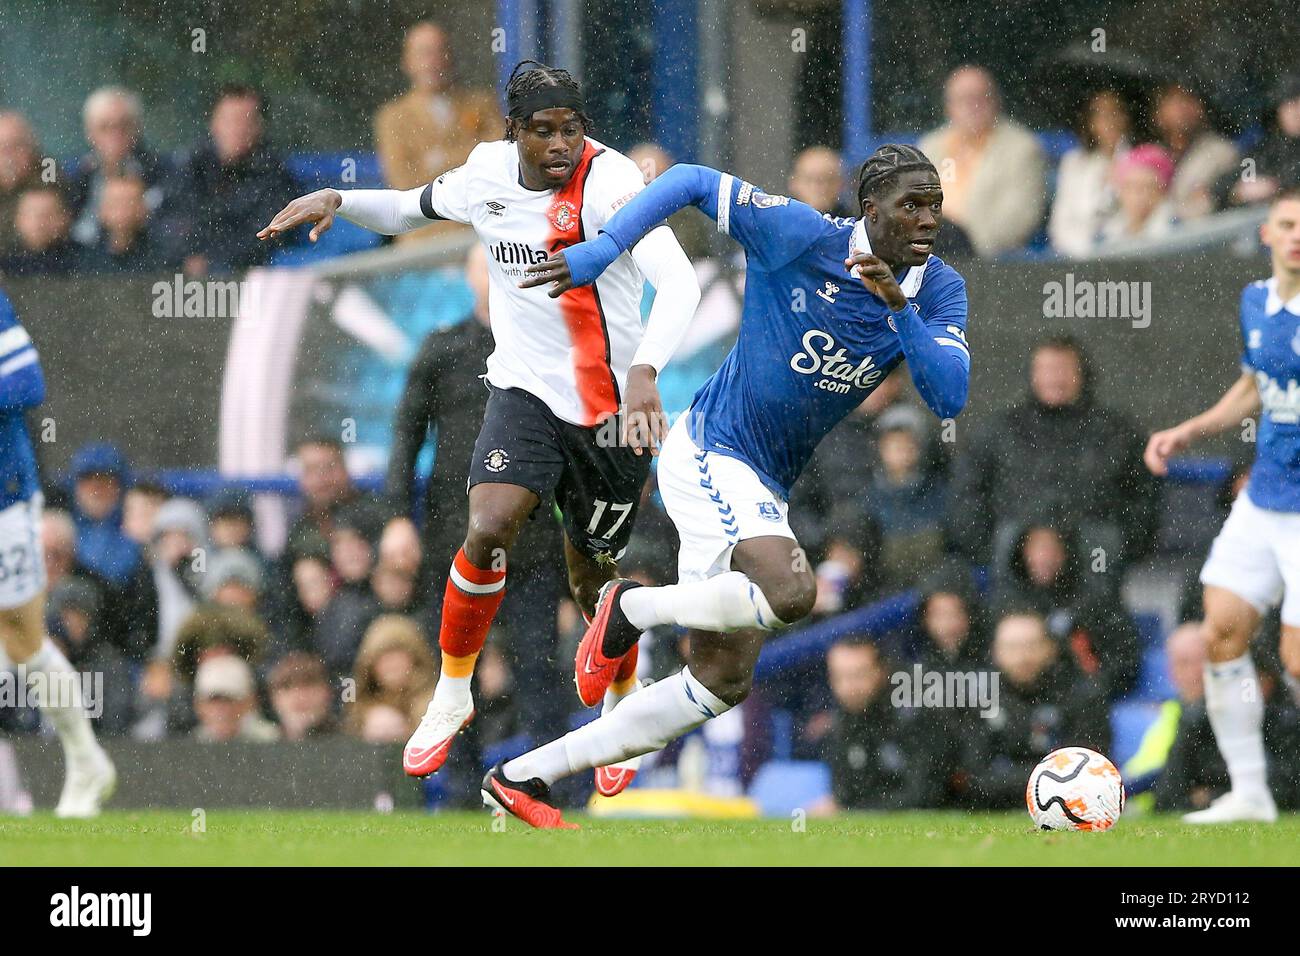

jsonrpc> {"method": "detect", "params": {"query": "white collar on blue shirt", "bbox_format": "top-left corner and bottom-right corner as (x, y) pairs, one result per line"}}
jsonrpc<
(849, 218), (929, 299)
(1264, 276), (1300, 316)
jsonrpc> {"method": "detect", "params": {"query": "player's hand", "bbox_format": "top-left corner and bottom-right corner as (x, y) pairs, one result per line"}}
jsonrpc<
(257, 188), (342, 243)
(622, 364), (668, 457)
(845, 252), (907, 312)
(519, 251), (574, 298)
(1143, 424), (1192, 476)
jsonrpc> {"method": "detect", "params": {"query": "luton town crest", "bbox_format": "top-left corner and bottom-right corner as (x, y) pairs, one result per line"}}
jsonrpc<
(549, 199), (578, 232)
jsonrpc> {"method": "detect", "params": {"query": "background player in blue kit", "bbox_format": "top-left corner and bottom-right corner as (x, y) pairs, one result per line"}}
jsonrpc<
(0, 286), (116, 817)
(1144, 188), (1300, 824)
(481, 145), (972, 826)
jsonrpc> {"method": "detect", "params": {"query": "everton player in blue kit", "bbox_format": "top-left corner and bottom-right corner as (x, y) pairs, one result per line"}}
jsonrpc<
(481, 145), (970, 826)
(0, 287), (115, 816)
(1145, 188), (1300, 824)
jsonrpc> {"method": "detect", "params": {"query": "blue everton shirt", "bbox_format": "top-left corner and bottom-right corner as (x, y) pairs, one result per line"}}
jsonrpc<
(1240, 277), (1300, 512)
(686, 174), (969, 496)
(0, 287), (45, 511)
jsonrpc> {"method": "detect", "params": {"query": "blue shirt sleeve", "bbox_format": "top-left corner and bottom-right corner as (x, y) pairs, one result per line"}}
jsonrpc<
(711, 173), (836, 272)
(894, 264), (970, 419)
(562, 164), (833, 283)
(0, 291), (45, 411)
(1239, 285), (1255, 372)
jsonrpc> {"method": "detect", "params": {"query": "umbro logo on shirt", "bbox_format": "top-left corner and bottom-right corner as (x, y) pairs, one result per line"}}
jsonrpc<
(485, 201), (506, 217)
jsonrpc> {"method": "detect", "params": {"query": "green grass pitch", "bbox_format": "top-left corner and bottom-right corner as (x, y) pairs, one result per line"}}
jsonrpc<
(3, 811), (1298, 866)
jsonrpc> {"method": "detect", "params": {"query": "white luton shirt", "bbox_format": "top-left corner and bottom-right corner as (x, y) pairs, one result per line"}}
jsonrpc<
(419, 137), (671, 427)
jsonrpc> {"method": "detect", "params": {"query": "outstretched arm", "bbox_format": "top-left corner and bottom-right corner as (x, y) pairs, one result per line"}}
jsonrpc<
(1144, 372), (1259, 475)
(521, 164), (726, 292)
(257, 186), (435, 242)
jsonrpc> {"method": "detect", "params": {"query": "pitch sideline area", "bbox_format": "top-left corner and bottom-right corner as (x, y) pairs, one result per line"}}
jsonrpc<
(2, 811), (1297, 866)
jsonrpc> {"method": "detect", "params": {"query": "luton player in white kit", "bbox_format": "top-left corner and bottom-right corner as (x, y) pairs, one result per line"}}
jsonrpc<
(1145, 188), (1300, 823)
(259, 62), (699, 796)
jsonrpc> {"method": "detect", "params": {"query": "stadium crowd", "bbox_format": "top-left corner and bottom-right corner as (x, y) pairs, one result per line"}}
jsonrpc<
(4, 22), (1300, 813)
(3, 25), (1300, 277)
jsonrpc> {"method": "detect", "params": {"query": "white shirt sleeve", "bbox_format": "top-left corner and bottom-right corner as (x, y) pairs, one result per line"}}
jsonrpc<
(335, 187), (434, 235)
(336, 159), (475, 233)
(629, 225), (700, 373)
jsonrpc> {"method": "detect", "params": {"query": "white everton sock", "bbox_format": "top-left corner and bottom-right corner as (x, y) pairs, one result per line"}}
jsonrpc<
(1203, 654), (1269, 798)
(619, 571), (784, 632)
(23, 640), (98, 762)
(504, 668), (731, 785)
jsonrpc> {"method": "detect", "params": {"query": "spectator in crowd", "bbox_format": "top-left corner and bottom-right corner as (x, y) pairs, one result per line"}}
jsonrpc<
(305, 556), (377, 681)
(121, 479), (168, 547)
(863, 405), (949, 591)
(373, 20), (502, 242)
(626, 141), (713, 258)
(994, 519), (1141, 699)
(267, 652), (338, 740)
(0, 186), (83, 276)
(46, 577), (135, 736)
(1216, 74), (1300, 209)
(273, 552), (334, 658)
(286, 435), (391, 566)
(330, 502), (383, 589)
(346, 615), (437, 743)
(919, 65), (1046, 256)
(81, 176), (169, 273)
(65, 86), (169, 247)
(788, 146), (852, 218)
(1049, 89), (1133, 257)
(122, 496), (207, 664)
(41, 507), (125, 654)
(192, 654), (279, 742)
(0, 110), (43, 257)
(971, 609), (1110, 807)
(291, 502), (383, 673)
(1096, 144), (1179, 248)
(908, 563), (988, 669)
(67, 443), (140, 587)
(165, 604), (271, 735)
(1150, 82), (1239, 221)
(900, 567), (992, 809)
(168, 83), (297, 275)
(809, 636), (915, 812)
(383, 243), (567, 737)
(948, 335), (1159, 579)
(200, 547), (264, 616)
(206, 489), (259, 554)
(370, 560), (423, 617)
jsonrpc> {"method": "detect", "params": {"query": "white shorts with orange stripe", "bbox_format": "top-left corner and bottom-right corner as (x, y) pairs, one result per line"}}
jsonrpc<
(656, 416), (796, 583)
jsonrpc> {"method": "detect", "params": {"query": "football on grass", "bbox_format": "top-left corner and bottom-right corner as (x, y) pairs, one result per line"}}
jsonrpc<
(1026, 747), (1125, 831)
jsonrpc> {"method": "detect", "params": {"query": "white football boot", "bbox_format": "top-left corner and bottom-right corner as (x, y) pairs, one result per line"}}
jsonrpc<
(403, 697), (475, 777)
(55, 746), (116, 818)
(1182, 790), (1278, 824)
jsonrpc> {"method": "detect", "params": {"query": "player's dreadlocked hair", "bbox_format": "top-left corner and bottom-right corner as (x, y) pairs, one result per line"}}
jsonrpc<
(855, 144), (939, 209)
(503, 60), (592, 141)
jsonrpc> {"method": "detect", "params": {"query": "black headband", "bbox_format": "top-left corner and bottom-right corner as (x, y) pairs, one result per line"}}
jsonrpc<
(508, 85), (586, 123)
